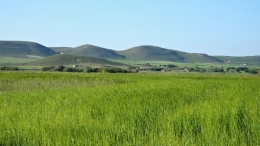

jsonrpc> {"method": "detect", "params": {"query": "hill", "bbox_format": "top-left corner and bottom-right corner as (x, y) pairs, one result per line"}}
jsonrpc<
(49, 47), (73, 54)
(117, 45), (222, 63)
(28, 54), (125, 66)
(67, 44), (125, 59)
(7, 40), (260, 64)
(0, 41), (56, 56)
(214, 56), (260, 65)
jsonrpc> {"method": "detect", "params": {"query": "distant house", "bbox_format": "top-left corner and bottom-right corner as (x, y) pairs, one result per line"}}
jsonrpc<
(227, 61), (232, 63)
(73, 64), (79, 67)
(61, 52), (64, 54)
(243, 64), (247, 66)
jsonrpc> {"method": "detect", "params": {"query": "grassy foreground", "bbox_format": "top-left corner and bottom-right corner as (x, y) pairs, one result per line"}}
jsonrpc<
(0, 72), (260, 145)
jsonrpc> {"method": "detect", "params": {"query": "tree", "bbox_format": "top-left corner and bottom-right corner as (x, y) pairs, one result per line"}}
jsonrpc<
(248, 69), (258, 74)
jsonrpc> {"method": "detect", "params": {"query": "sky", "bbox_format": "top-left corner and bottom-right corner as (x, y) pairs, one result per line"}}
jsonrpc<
(0, 0), (259, 56)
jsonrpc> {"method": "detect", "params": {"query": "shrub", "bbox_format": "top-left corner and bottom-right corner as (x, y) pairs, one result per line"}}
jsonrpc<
(86, 68), (102, 73)
(236, 67), (249, 73)
(51, 66), (65, 72)
(248, 69), (258, 74)
(167, 64), (178, 68)
(226, 67), (236, 71)
(150, 68), (163, 71)
(0, 66), (6, 70)
(63, 67), (83, 72)
(105, 67), (127, 73)
(208, 67), (224, 72)
(0, 66), (18, 71)
(42, 66), (55, 71)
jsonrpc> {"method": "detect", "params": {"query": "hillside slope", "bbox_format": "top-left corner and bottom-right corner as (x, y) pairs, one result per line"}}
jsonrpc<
(67, 44), (125, 59)
(214, 56), (260, 65)
(117, 45), (222, 63)
(0, 41), (56, 56)
(49, 47), (73, 54)
(28, 54), (125, 66)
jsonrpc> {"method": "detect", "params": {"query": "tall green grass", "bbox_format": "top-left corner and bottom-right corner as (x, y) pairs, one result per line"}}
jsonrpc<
(0, 72), (260, 145)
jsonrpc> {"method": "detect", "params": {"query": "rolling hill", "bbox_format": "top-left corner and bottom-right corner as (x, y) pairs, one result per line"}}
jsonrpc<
(214, 56), (260, 65)
(117, 45), (222, 63)
(66, 44), (125, 59)
(0, 41), (56, 56)
(49, 47), (73, 54)
(4, 40), (260, 65)
(28, 54), (125, 66)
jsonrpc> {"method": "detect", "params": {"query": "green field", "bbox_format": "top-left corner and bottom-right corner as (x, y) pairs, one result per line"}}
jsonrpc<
(0, 72), (260, 145)
(110, 59), (260, 69)
(0, 56), (43, 64)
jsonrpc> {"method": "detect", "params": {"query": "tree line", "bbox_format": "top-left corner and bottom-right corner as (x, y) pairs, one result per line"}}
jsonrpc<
(42, 66), (138, 73)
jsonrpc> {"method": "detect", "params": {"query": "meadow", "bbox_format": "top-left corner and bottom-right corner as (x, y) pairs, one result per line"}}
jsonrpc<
(0, 72), (260, 145)
(0, 55), (43, 64)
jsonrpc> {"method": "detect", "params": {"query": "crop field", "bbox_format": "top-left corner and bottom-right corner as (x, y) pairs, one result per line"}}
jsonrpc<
(0, 72), (260, 145)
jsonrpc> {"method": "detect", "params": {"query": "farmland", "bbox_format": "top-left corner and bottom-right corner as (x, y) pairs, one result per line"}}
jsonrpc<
(0, 72), (260, 145)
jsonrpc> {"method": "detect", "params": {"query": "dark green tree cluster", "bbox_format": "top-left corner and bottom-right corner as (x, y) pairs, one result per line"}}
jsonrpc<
(42, 66), (137, 73)
(42, 66), (54, 71)
(194, 68), (206, 72)
(42, 66), (65, 72)
(226, 67), (236, 72)
(208, 67), (224, 72)
(52, 66), (65, 71)
(105, 67), (133, 73)
(86, 68), (101, 73)
(235, 67), (249, 73)
(0, 66), (19, 71)
(162, 64), (178, 68)
(63, 67), (83, 72)
(150, 68), (163, 71)
(248, 69), (258, 74)
(233, 67), (258, 74)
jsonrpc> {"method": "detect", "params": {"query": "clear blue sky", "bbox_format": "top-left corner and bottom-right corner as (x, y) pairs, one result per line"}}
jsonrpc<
(1, 0), (259, 56)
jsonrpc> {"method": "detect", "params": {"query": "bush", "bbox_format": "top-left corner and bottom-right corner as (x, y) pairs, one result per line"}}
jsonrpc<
(236, 67), (249, 73)
(167, 64), (178, 68)
(0, 66), (19, 71)
(150, 68), (163, 71)
(0, 66), (6, 70)
(51, 66), (65, 72)
(85, 67), (137, 73)
(105, 67), (127, 73)
(193, 68), (206, 72)
(248, 69), (258, 74)
(226, 67), (236, 71)
(86, 68), (102, 73)
(63, 67), (83, 72)
(208, 67), (224, 72)
(42, 66), (54, 71)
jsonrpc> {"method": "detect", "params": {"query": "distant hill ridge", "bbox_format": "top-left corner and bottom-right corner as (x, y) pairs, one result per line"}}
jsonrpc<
(117, 45), (222, 63)
(214, 56), (260, 65)
(49, 44), (222, 63)
(0, 41), (56, 56)
(2, 40), (260, 64)
(67, 44), (125, 59)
